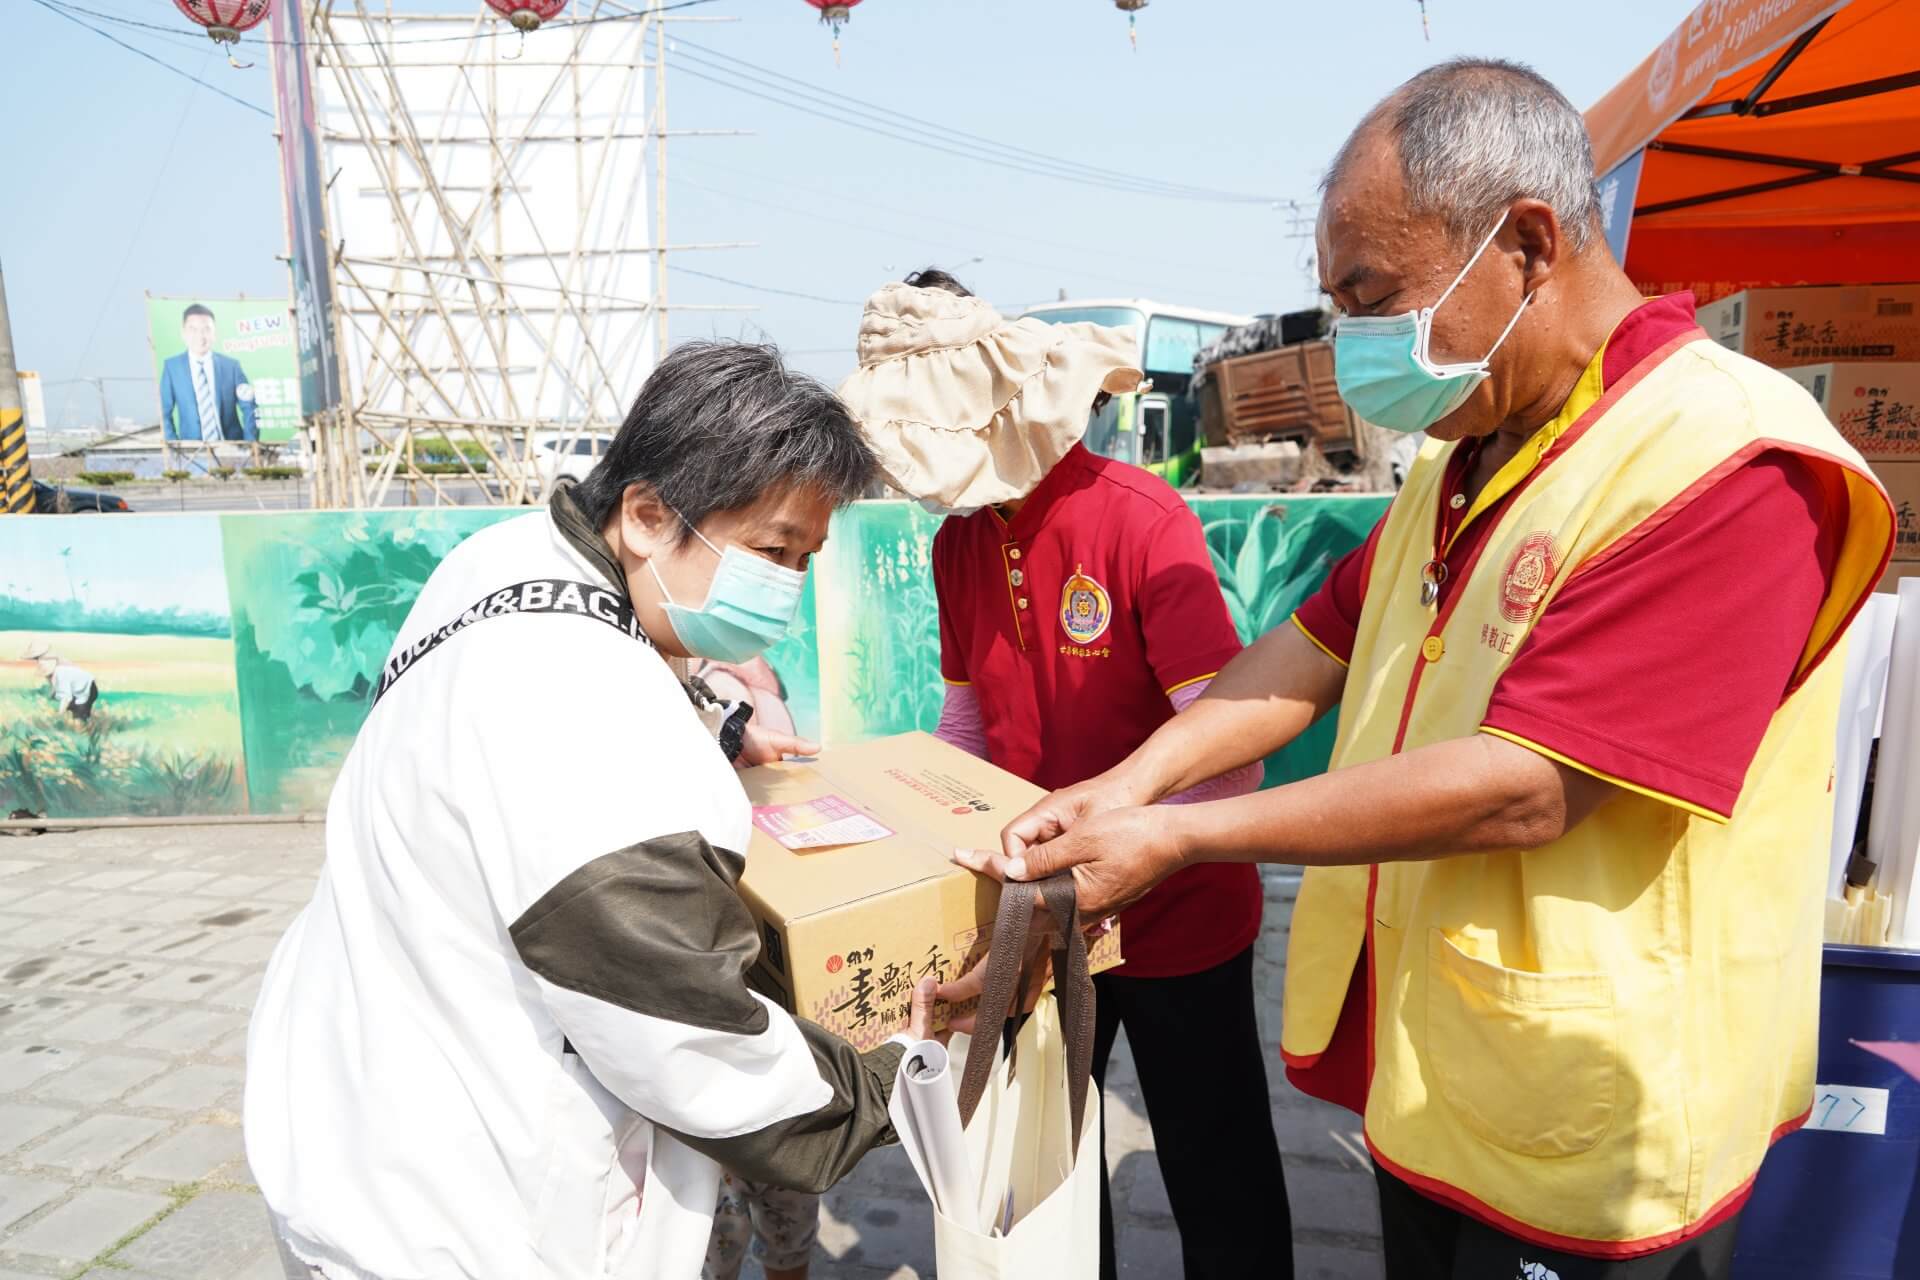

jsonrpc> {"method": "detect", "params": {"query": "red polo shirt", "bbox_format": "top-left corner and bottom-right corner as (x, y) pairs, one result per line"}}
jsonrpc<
(932, 444), (1263, 979)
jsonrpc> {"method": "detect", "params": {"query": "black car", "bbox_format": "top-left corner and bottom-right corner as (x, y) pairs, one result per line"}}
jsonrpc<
(31, 480), (131, 513)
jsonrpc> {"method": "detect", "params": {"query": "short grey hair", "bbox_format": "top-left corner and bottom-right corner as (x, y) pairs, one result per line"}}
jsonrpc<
(1325, 58), (1601, 251)
(573, 341), (877, 536)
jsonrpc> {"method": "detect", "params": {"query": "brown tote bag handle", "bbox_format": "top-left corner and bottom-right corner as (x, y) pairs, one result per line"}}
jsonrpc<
(954, 872), (1097, 1148)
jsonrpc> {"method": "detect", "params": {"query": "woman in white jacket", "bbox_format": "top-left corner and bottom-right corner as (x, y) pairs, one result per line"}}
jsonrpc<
(247, 342), (943, 1279)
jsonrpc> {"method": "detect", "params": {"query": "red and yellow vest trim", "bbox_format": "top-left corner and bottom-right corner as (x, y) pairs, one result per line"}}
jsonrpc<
(1281, 331), (1893, 1254)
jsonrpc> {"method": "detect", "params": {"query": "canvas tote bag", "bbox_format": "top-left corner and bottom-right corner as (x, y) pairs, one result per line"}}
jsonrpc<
(930, 873), (1101, 1278)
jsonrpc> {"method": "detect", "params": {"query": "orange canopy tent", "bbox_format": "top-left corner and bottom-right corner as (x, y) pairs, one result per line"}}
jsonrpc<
(1584, 0), (1920, 301)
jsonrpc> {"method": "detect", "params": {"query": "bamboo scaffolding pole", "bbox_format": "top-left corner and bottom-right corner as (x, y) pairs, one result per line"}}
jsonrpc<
(653, 0), (669, 363)
(453, 67), (629, 418)
(307, 0), (714, 508)
(336, 7), (530, 430)
(322, 130), (744, 142)
(523, 8), (652, 466)
(321, 16), (502, 429)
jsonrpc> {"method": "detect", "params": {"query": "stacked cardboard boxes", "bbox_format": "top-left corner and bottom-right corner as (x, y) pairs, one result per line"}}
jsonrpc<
(1782, 362), (1920, 591)
(1707, 285), (1920, 593)
(1701, 285), (1920, 369)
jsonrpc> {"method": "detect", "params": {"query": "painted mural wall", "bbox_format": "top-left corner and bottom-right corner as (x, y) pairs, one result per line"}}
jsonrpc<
(0, 495), (1384, 819)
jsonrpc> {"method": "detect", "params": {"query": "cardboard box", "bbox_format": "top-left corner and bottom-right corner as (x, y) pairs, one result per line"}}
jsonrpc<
(1874, 462), (1920, 562)
(1700, 285), (1920, 369)
(1783, 363), (1920, 461)
(736, 732), (1122, 1051)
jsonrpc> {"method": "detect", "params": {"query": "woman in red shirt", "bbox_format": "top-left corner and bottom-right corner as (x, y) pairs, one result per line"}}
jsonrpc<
(840, 270), (1290, 1280)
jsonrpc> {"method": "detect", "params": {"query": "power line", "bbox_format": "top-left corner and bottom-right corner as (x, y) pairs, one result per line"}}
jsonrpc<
(665, 58), (1199, 205)
(668, 264), (857, 306)
(61, 40), (215, 432)
(678, 154), (1294, 286)
(670, 37), (1285, 206)
(40, 0), (726, 50)
(28, 0), (272, 117)
(665, 53), (1282, 206)
(672, 171), (1258, 303)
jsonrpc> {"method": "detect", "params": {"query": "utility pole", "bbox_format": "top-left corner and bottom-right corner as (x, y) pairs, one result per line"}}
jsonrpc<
(0, 259), (31, 515)
(85, 376), (112, 436)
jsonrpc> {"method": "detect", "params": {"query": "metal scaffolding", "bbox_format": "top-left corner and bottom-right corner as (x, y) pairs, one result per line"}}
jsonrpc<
(290, 1), (745, 508)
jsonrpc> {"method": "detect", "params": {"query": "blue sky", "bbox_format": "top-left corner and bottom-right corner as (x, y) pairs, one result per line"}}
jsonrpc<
(0, 513), (231, 616)
(3, 0), (1691, 429)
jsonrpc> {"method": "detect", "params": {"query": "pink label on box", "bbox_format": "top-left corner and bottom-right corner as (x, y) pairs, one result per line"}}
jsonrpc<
(752, 796), (894, 850)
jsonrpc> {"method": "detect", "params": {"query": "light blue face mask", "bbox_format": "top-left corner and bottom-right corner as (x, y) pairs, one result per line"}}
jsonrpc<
(647, 517), (805, 663)
(1332, 216), (1532, 434)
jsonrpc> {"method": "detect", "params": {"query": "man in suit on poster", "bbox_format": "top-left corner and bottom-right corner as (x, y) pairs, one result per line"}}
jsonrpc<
(160, 304), (258, 443)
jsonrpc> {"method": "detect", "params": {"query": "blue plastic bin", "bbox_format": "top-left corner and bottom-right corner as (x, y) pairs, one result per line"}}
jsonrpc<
(1732, 944), (1920, 1279)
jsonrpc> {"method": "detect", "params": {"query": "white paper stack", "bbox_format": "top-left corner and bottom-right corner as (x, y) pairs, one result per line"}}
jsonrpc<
(1872, 580), (1920, 946)
(1829, 595), (1899, 900)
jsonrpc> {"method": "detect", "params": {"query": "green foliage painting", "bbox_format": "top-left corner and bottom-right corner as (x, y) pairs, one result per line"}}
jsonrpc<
(815, 504), (947, 742)
(1197, 496), (1387, 786)
(814, 496), (1386, 788)
(220, 509), (520, 813)
(0, 494), (1377, 817)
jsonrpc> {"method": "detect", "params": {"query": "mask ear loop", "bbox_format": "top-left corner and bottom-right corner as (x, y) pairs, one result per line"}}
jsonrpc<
(1416, 214), (1533, 376)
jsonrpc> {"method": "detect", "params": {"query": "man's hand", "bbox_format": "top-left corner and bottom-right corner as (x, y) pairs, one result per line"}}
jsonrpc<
(999, 769), (1152, 863)
(956, 804), (1184, 925)
(733, 723), (821, 769)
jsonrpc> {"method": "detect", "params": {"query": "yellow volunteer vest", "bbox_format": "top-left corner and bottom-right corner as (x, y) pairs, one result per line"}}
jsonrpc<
(1281, 334), (1892, 1252)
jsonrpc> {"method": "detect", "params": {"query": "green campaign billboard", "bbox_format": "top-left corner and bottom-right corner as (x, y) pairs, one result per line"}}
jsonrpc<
(148, 295), (302, 445)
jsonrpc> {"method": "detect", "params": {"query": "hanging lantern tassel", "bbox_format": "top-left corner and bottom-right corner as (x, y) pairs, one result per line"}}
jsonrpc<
(1129, 11), (1137, 51)
(208, 25), (255, 70)
(1113, 1), (1147, 52)
(1418, 0), (1431, 42)
(809, 3), (856, 67)
(175, 2), (274, 71)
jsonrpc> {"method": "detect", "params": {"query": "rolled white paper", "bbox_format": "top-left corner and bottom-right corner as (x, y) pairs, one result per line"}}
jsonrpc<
(1871, 581), (1920, 946)
(886, 1038), (979, 1231)
(1830, 594), (1898, 900)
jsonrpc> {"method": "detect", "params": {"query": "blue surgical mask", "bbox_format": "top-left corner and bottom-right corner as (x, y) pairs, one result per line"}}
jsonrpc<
(1332, 216), (1532, 433)
(647, 517), (805, 663)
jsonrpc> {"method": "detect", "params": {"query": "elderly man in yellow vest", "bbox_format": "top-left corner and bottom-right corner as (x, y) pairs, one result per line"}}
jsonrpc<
(955, 58), (1894, 1280)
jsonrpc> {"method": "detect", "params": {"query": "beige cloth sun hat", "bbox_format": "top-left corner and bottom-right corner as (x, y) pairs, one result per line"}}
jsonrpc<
(836, 283), (1145, 509)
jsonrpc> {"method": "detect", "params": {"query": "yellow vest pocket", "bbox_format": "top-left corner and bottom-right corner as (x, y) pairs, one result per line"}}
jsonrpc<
(1425, 930), (1616, 1158)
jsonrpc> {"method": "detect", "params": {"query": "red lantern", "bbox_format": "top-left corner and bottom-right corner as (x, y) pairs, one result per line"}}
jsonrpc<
(173, 0), (272, 48)
(803, 0), (864, 63)
(485, 0), (568, 34)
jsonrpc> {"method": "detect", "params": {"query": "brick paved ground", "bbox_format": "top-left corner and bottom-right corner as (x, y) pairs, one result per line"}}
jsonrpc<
(0, 824), (1383, 1278)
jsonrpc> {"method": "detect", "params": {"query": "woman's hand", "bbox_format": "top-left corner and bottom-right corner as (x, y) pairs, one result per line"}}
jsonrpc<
(930, 939), (1055, 1037)
(998, 767), (1153, 863)
(907, 975), (949, 1044)
(733, 723), (821, 769)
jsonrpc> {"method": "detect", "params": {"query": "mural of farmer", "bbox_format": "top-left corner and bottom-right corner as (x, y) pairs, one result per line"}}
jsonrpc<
(25, 640), (99, 723)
